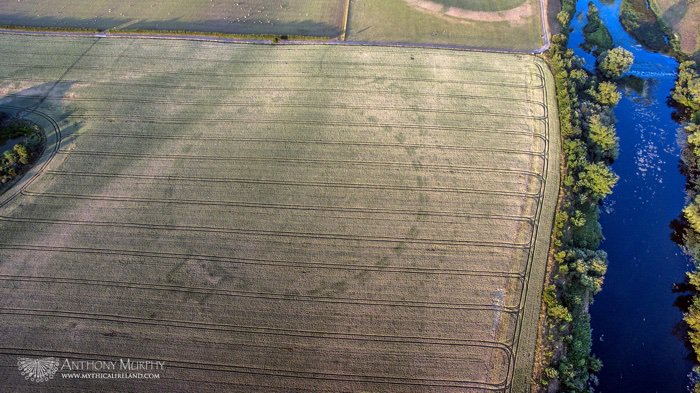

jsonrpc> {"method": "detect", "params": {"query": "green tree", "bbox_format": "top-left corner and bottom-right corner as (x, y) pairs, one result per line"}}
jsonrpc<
(686, 296), (700, 363)
(13, 143), (30, 165)
(687, 124), (700, 157)
(597, 47), (634, 79)
(570, 69), (590, 91)
(578, 162), (618, 201)
(591, 81), (621, 106)
(2, 149), (17, 165)
(587, 114), (619, 161)
(673, 61), (700, 112)
(688, 270), (700, 292)
(685, 202), (700, 234)
(583, 3), (614, 54)
(557, 10), (571, 27)
(543, 285), (573, 323)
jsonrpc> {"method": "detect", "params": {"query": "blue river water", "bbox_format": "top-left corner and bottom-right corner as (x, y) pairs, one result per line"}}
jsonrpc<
(567, 0), (694, 391)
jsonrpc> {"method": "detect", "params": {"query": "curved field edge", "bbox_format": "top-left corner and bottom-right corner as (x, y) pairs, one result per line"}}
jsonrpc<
(0, 106), (60, 208)
(511, 57), (561, 393)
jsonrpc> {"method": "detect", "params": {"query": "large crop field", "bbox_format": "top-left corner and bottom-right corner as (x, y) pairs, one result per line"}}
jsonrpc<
(0, 35), (559, 392)
(0, 0), (348, 38)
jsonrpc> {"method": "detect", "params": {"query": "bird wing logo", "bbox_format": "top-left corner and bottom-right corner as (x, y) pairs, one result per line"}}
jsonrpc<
(17, 357), (60, 383)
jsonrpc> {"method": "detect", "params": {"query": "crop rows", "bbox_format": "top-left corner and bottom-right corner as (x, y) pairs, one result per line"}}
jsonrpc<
(0, 35), (559, 392)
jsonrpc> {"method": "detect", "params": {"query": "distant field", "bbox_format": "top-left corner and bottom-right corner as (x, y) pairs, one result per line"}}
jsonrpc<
(431, 0), (527, 12)
(0, 0), (547, 49)
(652, 0), (699, 59)
(347, 0), (545, 50)
(0, 0), (347, 37)
(0, 36), (559, 392)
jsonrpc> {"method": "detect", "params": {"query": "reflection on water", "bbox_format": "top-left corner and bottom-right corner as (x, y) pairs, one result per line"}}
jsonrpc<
(566, 0), (694, 391)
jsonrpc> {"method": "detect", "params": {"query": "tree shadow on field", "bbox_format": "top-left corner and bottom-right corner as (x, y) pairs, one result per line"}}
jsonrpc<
(0, 80), (83, 157)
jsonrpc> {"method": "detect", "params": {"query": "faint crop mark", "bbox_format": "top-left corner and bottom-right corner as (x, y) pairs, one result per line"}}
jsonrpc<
(394, 225), (418, 256)
(165, 259), (234, 303)
(307, 279), (348, 296)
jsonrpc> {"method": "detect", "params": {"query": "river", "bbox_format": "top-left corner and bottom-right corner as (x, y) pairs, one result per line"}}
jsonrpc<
(567, 0), (694, 391)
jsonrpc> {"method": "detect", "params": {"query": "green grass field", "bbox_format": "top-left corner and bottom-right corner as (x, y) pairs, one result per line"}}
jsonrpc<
(0, 35), (559, 392)
(347, 0), (545, 50)
(0, 0), (347, 37)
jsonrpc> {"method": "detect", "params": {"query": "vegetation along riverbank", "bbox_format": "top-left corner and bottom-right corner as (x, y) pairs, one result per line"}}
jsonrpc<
(534, 0), (632, 390)
(675, 59), (700, 391)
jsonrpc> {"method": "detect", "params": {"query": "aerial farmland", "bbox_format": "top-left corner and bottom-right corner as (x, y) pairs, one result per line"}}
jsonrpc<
(0, 0), (548, 49)
(348, 0), (546, 49)
(0, 1), (559, 392)
(0, 0), (349, 37)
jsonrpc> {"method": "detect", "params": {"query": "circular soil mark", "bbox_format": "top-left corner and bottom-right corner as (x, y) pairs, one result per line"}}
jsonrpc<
(405, 0), (534, 24)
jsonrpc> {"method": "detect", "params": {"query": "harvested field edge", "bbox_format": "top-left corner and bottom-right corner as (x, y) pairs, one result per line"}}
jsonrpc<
(510, 59), (561, 392)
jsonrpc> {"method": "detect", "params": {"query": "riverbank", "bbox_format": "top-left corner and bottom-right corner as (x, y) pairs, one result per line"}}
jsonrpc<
(619, 0), (677, 55)
(534, 0), (623, 390)
(673, 59), (700, 391)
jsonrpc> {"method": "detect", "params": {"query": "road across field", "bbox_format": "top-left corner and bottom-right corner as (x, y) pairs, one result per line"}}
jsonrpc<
(0, 35), (559, 392)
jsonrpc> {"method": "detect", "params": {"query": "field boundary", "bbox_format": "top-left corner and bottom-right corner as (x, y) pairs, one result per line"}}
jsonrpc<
(509, 59), (560, 392)
(0, 28), (550, 54)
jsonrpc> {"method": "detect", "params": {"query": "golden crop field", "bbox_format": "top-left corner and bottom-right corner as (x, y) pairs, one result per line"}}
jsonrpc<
(0, 35), (559, 392)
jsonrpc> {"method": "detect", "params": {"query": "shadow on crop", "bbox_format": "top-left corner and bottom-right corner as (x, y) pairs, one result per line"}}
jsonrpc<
(0, 80), (82, 149)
